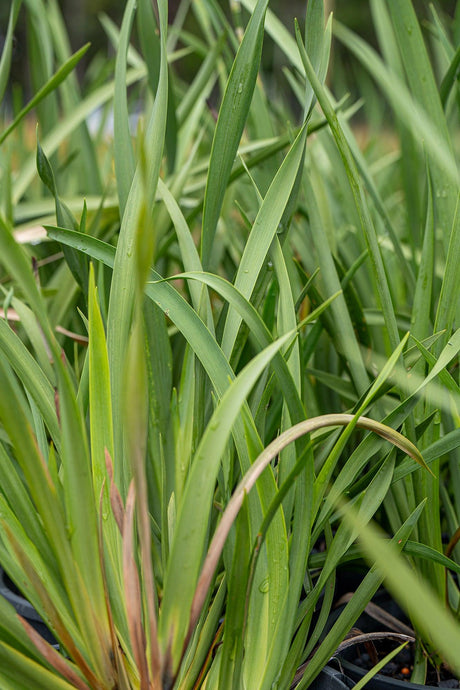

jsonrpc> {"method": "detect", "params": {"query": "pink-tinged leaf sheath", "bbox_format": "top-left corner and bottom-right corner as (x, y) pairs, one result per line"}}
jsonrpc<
(122, 483), (150, 689)
(2, 523), (106, 689)
(105, 448), (125, 535)
(97, 484), (132, 690)
(20, 618), (91, 690)
(124, 315), (162, 686)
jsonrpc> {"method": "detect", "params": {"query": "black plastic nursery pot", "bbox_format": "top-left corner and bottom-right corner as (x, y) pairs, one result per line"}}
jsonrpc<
(326, 571), (459, 690)
(337, 656), (439, 690)
(308, 663), (356, 690)
(335, 621), (460, 689)
(0, 567), (57, 646)
(336, 638), (459, 690)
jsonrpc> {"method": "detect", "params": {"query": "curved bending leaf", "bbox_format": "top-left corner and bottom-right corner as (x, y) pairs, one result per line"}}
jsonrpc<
(189, 413), (425, 656)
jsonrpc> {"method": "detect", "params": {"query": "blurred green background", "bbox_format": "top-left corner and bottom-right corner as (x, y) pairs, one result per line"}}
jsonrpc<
(1, 0), (458, 106)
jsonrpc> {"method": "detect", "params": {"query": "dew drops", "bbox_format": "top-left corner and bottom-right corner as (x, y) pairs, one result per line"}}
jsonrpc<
(259, 577), (269, 593)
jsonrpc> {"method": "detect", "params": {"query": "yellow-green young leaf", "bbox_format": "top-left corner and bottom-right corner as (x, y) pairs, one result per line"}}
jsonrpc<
(107, 0), (168, 494)
(46, 227), (274, 477)
(88, 265), (114, 506)
(352, 642), (409, 690)
(0, 590), (49, 661)
(0, 520), (104, 688)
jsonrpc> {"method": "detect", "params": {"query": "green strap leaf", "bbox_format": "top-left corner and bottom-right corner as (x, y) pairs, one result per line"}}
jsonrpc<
(201, 0), (269, 267)
(159, 331), (295, 675)
(220, 121), (308, 358)
(106, 0), (168, 493)
(296, 19), (401, 354)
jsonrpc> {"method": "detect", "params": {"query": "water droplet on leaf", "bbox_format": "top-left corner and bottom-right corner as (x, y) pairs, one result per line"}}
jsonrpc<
(259, 577), (269, 593)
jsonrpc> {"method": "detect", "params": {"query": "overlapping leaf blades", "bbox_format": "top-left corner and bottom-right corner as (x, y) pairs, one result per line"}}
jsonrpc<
(0, 0), (459, 688)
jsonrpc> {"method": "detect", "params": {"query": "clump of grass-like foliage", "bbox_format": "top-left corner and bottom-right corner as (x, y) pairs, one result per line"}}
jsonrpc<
(0, 0), (458, 688)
